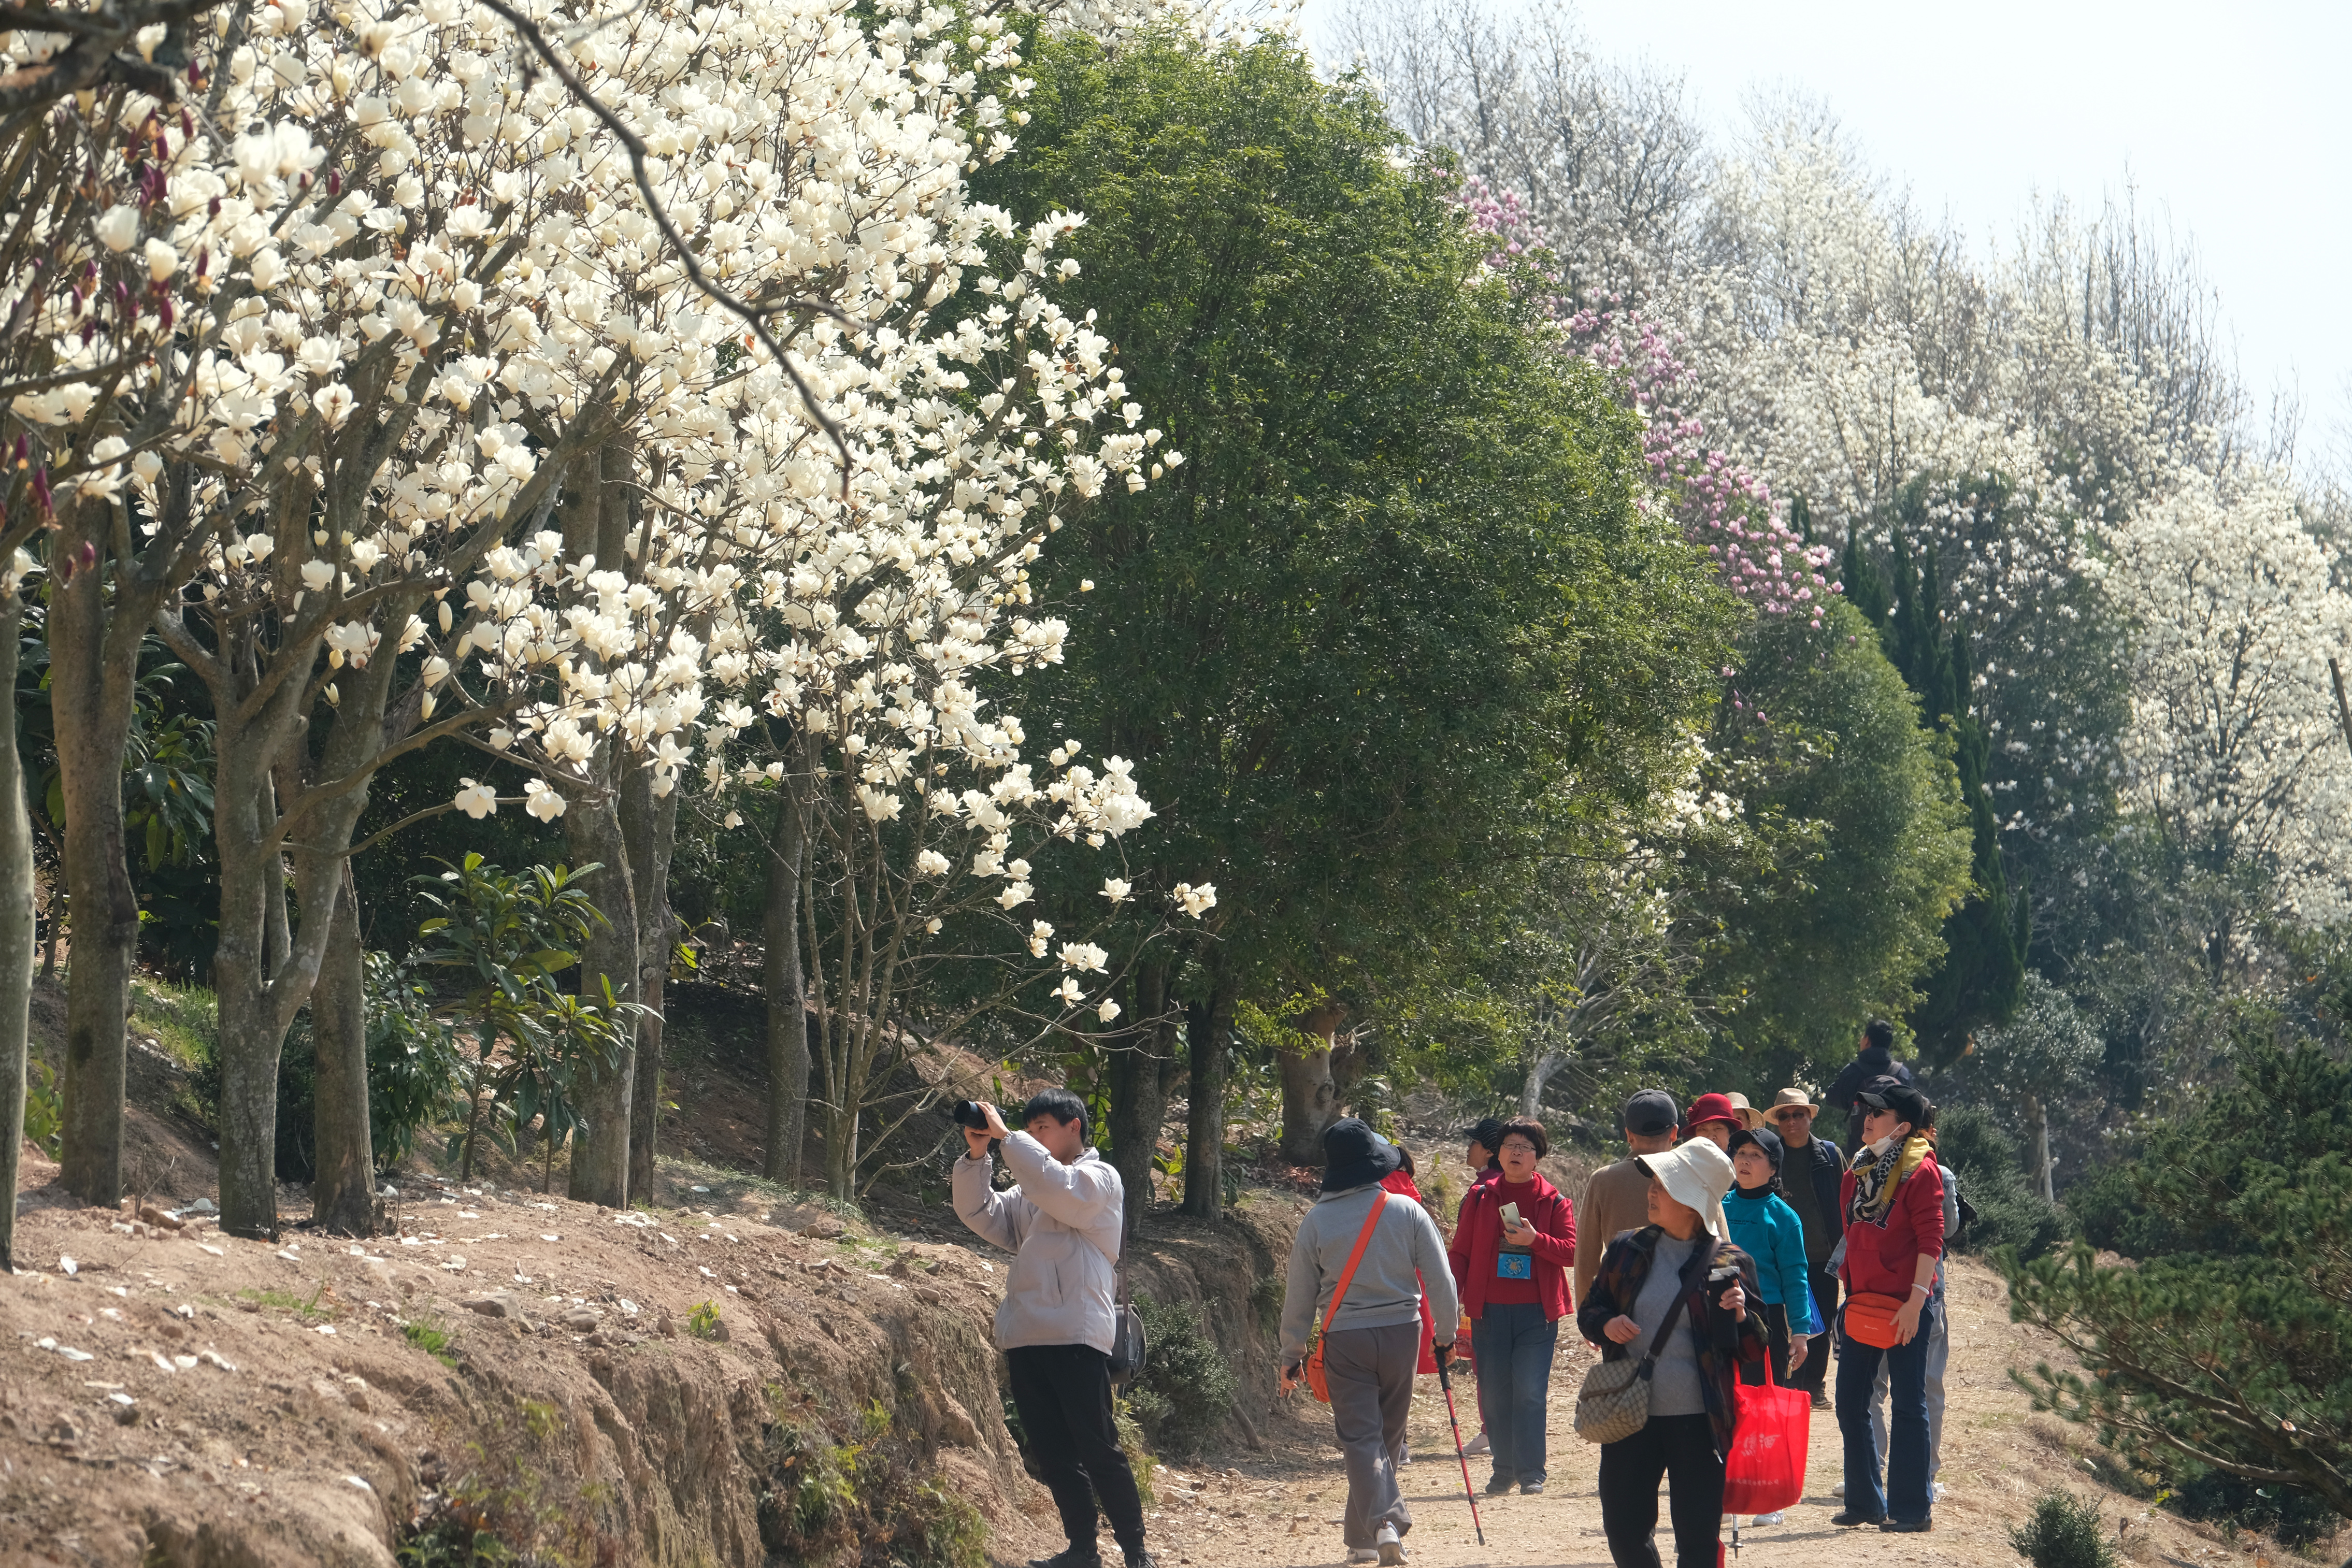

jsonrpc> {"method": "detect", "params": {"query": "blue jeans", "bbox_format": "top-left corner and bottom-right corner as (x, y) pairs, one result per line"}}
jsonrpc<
(1471, 1301), (1558, 1485)
(1836, 1319), (1932, 1523)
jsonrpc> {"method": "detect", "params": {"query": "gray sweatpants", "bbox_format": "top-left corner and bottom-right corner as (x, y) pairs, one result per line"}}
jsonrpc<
(1869, 1298), (1948, 1477)
(1321, 1321), (1419, 1549)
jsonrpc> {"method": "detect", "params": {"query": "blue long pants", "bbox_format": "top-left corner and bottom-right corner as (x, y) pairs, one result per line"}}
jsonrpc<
(1471, 1301), (1558, 1486)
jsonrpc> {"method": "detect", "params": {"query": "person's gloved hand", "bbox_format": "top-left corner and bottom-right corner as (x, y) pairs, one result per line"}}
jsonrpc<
(1433, 1340), (1455, 1370)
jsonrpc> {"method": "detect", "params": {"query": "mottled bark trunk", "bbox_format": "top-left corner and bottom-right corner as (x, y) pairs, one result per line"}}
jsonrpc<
(1277, 1008), (1348, 1167)
(1179, 971), (1236, 1220)
(1107, 960), (1176, 1233)
(562, 789), (639, 1208)
(308, 864), (374, 1234)
(819, 1016), (859, 1200)
(621, 761), (677, 1202)
(1521, 1053), (1561, 1119)
(761, 776), (807, 1186)
(0, 595), (36, 1269)
(48, 500), (145, 1208)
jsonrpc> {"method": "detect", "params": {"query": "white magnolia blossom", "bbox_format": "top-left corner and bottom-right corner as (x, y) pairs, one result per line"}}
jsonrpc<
(2110, 472), (2352, 926)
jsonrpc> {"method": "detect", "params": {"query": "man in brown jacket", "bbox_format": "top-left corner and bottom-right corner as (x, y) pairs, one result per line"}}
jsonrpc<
(1573, 1089), (1681, 1306)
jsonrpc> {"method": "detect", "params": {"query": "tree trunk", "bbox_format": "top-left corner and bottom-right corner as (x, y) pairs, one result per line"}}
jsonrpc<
(1179, 971), (1236, 1220)
(1107, 960), (1177, 1232)
(2025, 1091), (2054, 1202)
(761, 777), (808, 1186)
(1521, 1050), (1562, 1118)
(48, 500), (146, 1208)
(562, 789), (639, 1208)
(820, 1018), (859, 1199)
(308, 864), (374, 1234)
(622, 761), (678, 1202)
(0, 594), (37, 1269)
(1278, 1043), (1340, 1166)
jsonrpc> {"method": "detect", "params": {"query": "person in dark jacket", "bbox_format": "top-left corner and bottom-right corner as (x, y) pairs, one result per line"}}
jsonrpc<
(1825, 1020), (1913, 1154)
(1577, 1139), (1769, 1568)
(1763, 1086), (1845, 1408)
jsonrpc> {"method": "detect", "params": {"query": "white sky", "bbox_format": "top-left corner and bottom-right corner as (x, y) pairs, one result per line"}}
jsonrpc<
(1301, 0), (2352, 474)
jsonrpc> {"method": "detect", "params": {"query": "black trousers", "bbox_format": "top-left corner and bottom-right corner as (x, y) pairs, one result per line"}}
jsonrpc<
(1006, 1343), (1146, 1560)
(1791, 1264), (1839, 1394)
(1598, 1413), (1724, 1568)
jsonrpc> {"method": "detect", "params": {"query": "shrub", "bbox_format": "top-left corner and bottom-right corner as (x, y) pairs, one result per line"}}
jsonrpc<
(1935, 1105), (2070, 1259)
(2169, 1466), (2340, 1550)
(757, 1401), (985, 1568)
(2009, 1489), (2118, 1568)
(1122, 1293), (1238, 1460)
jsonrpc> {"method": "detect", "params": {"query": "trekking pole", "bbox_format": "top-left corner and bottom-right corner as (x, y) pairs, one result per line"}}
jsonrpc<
(1433, 1351), (1485, 1547)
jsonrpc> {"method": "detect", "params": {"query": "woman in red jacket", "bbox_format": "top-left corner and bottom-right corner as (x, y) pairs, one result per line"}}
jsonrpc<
(1447, 1116), (1575, 1495)
(1833, 1078), (1945, 1534)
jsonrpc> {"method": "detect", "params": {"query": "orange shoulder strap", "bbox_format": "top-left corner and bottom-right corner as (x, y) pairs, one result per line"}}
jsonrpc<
(1322, 1193), (1392, 1332)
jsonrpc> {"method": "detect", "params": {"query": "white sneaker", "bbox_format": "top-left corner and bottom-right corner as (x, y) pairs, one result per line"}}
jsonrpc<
(1751, 1513), (1786, 1527)
(1462, 1431), (1490, 1456)
(1348, 1551), (1380, 1565)
(1397, 1445), (1411, 1467)
(1932, 1482), (1948, 1501)
(1374, 1524), (1407, 1566)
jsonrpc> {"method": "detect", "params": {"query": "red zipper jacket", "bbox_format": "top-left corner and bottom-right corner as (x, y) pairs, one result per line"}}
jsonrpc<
(1837, 1148), (1946, 1300)
(1449, 1171), (1576, 1321)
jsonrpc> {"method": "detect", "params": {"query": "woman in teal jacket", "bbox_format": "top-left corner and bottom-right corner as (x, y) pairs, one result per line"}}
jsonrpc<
(1724, 1126), (1817, 1379)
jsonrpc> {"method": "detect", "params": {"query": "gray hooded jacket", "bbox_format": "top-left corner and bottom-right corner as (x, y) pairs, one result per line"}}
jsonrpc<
(953, 1132), (1124, 1354)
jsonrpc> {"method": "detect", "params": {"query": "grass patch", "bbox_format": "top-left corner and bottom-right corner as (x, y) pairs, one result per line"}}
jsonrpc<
(403, 1318), (458, 1367)
(131, 976), (219, 1071)
(755, 1399), (986, 1568)
(239, 1283), (335, 1323)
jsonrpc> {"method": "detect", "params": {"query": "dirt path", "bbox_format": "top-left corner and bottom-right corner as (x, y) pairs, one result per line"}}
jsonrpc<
(1125, 1257), (2294, 1568)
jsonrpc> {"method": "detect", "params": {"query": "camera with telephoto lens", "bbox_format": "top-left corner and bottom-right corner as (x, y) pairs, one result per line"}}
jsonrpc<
(952, 1100), (1001, 1155)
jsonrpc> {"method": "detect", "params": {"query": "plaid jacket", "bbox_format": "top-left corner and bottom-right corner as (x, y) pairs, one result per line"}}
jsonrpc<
(1575, 1225), (1770, 1461)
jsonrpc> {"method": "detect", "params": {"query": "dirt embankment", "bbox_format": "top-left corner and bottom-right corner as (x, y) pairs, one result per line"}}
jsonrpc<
(0, 1151), (1071, 1567)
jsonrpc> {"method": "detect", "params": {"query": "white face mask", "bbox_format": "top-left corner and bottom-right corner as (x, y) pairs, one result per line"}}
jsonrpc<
(1865, 1133), (1898, 1158)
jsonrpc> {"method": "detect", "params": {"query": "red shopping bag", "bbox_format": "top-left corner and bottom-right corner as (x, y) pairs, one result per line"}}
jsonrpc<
(1720, 1363), (1810, 1515)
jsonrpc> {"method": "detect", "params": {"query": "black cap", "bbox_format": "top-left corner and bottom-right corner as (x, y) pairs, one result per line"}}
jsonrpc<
(1322, 1117), (1404, 1192)
(1856, 1076), (1929, 1128)
(1728, 1124), (1785, 1179)
(1621, 1089), (1680, 1137)
(1459, 1116), (1509, 1153)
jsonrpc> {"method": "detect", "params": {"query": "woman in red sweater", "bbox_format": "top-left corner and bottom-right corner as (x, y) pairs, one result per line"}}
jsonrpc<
(1447, 1116), (1575, 1495)
(1833, 1078), (1945, 1534)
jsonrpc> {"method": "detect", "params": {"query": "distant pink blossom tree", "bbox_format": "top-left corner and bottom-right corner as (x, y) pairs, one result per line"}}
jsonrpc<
(1459, 179), (1839, 628)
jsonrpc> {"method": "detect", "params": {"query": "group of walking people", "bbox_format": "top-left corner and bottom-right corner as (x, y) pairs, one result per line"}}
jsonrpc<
(935, 1022), (1956, 1568)
(1274, 1018), (1958, 1566)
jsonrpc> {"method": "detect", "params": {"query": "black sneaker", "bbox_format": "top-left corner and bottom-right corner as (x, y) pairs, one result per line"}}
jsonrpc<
(1518, 1481), (1545, 1496)
(1484, 1474), (1514, 1495)
(1028, 1551), (1102, 1568)
(1125, 1554), (1163, 1568)
(1829, 1511), (1885, 1528)
(1881, 1519), (1933, 1534)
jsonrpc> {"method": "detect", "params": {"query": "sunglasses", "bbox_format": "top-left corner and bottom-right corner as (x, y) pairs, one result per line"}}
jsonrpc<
(1770, 1109), (1812, 1121)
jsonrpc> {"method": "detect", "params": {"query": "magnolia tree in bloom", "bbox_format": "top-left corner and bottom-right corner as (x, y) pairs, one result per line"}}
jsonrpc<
(7, 0), (1187, 1230)
(2110, 472), (2352, 937)
(1460, 180), (1837, 628)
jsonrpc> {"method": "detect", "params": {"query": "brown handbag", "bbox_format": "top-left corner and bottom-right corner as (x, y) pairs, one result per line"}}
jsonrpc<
(1575, 1240), (1711, 1445)
(1306, 1195), (1393, 1404)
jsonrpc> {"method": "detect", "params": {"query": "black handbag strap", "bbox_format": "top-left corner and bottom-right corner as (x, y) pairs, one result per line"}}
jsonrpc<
(1632, 1238), (1716, 1380)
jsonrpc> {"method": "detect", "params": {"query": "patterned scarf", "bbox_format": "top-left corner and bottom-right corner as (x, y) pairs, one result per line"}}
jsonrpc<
(1848, 1133), (1931, 1226)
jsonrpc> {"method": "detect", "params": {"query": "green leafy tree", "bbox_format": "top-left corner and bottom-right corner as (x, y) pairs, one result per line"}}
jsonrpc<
(1960, 972), (2102, 1200)
(971, 32), (1733, 1215)
(1845, 508), (2026, 1064)
(2003, 1037), (2352, 1530)
(410, 855), (637, 1187)
(1697, 601), (1974, 1088)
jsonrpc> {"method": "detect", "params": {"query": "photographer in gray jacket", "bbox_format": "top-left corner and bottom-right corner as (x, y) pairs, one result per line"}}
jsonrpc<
(954, 1090), (1157, 1568)
(1279, 1120), (1459, 1567)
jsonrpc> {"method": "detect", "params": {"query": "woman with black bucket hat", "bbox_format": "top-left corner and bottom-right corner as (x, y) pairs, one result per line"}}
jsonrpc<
(1279, 1119), (1459, 1566)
